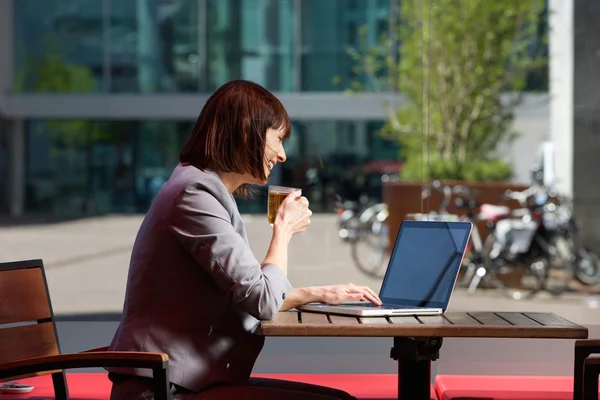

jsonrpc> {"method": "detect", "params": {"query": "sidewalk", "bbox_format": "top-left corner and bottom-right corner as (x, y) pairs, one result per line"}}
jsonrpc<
(1, 214), (598, 324)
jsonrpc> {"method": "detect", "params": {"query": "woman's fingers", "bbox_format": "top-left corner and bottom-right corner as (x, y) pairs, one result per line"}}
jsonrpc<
(364, 287), (381, 305)
(298, 196), (309, 207)
(362, 291), (381, 305)
(347, 285), (381, 305)
(284, 190), (302, 204)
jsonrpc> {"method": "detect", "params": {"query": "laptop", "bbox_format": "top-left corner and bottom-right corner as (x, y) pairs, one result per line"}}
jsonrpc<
(297, 220), (473, 317)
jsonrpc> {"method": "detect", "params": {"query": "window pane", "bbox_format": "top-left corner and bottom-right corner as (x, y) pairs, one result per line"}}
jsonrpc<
(0, 122), (7, 214)
(206, 0), (294, 92)
(23, 119), (397, 216)
(109, 0), (201, 92)
(24, 120), (191, 217)
(14, 0), (104, 92)
(300, 0), (390, 91)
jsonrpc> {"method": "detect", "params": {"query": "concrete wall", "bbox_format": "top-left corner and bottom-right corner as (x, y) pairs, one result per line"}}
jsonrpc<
(502, 114), (550, 185)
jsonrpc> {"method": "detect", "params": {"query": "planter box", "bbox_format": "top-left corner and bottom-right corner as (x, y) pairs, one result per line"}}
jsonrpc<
(382, 180), (529, 248)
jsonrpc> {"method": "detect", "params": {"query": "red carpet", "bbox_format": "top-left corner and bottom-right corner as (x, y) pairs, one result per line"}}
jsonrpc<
(0, 374), (111, 399)
(1, 373), (436, 399)
(436, 375), (600, 400)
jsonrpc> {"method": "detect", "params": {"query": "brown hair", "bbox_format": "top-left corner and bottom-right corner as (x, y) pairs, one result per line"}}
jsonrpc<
(180, 80), (291, 197)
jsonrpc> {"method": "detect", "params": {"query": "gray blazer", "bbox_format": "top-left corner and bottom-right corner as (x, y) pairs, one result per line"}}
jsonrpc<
(107, 164), (293, 392)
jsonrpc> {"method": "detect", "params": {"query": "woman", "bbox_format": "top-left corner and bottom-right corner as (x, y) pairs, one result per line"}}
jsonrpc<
(107, 80), (381, 400)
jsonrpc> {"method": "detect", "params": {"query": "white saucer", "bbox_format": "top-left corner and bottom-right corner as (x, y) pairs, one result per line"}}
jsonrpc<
(0, 382), (34, 394)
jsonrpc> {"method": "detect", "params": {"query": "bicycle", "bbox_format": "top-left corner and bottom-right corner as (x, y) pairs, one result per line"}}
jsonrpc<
(407, 181), (493, 293)
(335, 193), (391, 278)
(349, 202), (390, 278)
(410, 181), (571, 300)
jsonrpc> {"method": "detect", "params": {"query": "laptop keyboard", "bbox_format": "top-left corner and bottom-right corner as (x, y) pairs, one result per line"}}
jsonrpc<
(341, 303), (427, 310)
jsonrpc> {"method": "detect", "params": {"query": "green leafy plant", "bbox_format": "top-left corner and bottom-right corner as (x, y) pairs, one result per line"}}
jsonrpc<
(15, 33), (107, 152)
(347, 0), (547, 181)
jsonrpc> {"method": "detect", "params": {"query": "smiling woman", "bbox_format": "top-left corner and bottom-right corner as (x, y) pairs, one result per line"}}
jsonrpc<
(179, 80), (291, 196)
(106, 79), (380, 400)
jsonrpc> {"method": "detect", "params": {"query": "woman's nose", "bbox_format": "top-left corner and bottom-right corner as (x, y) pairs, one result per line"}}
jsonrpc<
(278, 147), (287, 163)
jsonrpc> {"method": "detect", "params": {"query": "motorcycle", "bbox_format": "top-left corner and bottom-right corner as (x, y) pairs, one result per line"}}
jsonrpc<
(483, 186), (577, 299)
(543, 194), (600, 286)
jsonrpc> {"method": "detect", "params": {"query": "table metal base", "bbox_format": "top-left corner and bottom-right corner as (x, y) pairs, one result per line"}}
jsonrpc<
(390, 336), (443, 400)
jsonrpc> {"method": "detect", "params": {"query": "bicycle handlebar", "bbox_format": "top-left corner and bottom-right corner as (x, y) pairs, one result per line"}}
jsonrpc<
(422, 181), (480, 213)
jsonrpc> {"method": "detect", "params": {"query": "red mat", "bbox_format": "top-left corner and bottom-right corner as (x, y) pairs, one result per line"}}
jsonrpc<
(436, 375), (600, 400)
(0, 373), (436, 399)
(0, 374), (111, 399)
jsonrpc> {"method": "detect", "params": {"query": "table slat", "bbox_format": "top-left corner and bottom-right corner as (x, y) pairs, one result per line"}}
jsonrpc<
(388, 316), (422, 325)
(300, 312), (330, 325)
(271, 311), (299, 325)
(418, 315), (451, 325)
(329, 314), (360, 325)
(359, 317), (390, 325)
(523, 312), (580, 327)
(443, 312), (482, 325)
(469, 312), (512, 326)
(495, 312), (543, 327)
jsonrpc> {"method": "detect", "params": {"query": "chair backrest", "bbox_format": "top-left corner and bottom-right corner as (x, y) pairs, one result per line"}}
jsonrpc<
(0, 259), (61, 369)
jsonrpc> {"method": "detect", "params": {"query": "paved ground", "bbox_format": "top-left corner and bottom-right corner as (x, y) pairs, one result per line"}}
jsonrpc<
(1, 214), (599, 325)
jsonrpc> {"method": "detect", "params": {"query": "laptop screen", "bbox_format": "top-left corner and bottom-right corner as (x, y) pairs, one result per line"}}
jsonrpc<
(379, 220), (472, 310)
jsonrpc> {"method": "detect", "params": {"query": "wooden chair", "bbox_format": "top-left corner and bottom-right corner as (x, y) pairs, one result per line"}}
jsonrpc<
(573, 339), (600, 400)
(0, 259), (171, 400)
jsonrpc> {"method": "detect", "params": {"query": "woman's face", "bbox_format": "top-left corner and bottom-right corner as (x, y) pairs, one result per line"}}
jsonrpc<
(248, 127), (287, 186)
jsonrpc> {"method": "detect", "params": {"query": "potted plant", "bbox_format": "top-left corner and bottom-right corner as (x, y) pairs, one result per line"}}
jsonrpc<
(345, 0), (547, 243)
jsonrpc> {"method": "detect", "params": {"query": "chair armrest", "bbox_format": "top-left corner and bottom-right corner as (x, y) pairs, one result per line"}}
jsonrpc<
(0, 351), (170, 400)
(80, 346), (110, 352)
(583, 356), (600, 400)
(585, 355), (600, 365)
(0, 351), (168, 378)
(576, 340), (600, 349)
(574, 340), (600, 400)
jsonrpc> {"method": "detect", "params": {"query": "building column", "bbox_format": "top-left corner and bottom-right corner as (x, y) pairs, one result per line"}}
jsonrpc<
(572, 0), (600, 252)
(549, 0), (573, 197)
(7, 119), (25, 218)
(0, 0), (14, 103)
(550, 0), (600, 252)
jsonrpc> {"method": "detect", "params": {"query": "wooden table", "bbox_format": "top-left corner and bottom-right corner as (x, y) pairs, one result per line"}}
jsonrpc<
(260, 311), (588, 400)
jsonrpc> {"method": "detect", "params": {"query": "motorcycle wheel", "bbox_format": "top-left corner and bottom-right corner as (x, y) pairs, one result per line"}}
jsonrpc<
(482, 234), (544, 300)
(542, 236), (574, 297)
(573, 247), (600, 286)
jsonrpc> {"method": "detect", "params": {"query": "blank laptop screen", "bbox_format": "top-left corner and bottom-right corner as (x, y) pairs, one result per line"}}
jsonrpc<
(379, 221), (472, 309)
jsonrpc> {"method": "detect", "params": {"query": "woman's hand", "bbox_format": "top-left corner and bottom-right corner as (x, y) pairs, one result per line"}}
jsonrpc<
(316, 284), (382, 306)
(280, 285), (382, 311)
(263, 190), (311, 275)
(274, 190), (312, 236)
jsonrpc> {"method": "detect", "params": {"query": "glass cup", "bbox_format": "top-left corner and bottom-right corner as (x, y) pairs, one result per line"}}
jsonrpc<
(268, 185), (301, 226)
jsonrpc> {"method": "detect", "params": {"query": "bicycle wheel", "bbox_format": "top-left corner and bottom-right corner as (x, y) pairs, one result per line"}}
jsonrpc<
(456, 240), (479, 288)
(482, 234), (545, 300)
(350, 218), (389, 278)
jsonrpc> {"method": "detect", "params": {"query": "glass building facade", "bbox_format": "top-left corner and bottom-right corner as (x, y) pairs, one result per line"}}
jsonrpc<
(1, 0), (547, 219)
(13, 0), (391, 93)
(20, 119), (396, 216)
(14, 0), (202, 93)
